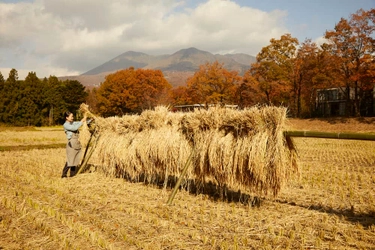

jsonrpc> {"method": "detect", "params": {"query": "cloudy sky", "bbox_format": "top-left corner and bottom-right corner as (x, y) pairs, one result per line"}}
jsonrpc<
(0, 0), (374, 79)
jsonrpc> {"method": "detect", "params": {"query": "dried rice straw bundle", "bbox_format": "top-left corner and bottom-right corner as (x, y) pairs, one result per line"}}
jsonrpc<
(77, 103), (92, 148)
(179, 105), (298, 196)
(80, 104), (298, 197)
(86, 106), (192, 184)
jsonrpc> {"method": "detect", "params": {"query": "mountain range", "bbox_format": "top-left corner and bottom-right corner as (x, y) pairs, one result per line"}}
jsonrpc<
(59, 47), (256, 88)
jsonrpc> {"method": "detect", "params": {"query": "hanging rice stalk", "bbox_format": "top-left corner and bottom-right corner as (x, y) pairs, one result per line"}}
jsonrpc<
(79, 104), (299, 197)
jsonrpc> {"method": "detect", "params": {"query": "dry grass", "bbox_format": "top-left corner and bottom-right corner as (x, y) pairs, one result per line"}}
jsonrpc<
(1, 118), (375, 249)
(287, 117), (375, 133)
(0, 127), (66, 146)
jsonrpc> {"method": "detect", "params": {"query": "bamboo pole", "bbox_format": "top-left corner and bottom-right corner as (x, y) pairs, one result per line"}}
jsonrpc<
(80, 128), (96, 166)
(77, 134), (100, 174)
(284, 131), (375, 141)
(167, 147), (195, 205)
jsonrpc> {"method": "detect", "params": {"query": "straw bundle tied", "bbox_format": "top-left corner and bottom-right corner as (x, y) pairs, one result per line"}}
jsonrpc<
(79, 104), (298, 197)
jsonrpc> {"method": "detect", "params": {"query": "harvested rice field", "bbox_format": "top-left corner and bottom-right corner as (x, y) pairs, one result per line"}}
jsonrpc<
(1, 115), (375, 249)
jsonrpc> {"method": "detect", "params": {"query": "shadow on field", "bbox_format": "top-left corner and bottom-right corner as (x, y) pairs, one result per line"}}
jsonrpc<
(177, 179), (263, 207)
(276, 199), (375, 229)
(84, 166), (375, 228)
(115, 171), (263, 207)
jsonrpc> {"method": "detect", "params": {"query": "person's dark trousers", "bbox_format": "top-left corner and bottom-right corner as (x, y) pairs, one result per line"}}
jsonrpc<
(61, 162), (69, 178)
(70, 166), (76, 177)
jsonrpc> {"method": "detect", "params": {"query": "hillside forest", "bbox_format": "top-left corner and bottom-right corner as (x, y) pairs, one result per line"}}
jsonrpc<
(0, 8), (374, 126)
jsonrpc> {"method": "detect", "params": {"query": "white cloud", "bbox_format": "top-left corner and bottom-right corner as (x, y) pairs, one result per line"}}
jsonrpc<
(314, 36), (330, 47)
(0, 0), (290, 79)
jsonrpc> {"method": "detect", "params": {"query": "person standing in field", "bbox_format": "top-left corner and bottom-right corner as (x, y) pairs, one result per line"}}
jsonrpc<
(62, 111), (86, 178)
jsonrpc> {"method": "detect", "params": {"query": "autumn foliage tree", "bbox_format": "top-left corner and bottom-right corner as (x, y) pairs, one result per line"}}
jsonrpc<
(324, 8), (375, 116)
(185, 61), (241, 105)
(248, 34), (299, 112)
(96, 67), (172, 116)
(236, 70), (263, 108)
(246, 25), (373, 118)
(292, 39), (322, 117)
(170, 86), (191, 106)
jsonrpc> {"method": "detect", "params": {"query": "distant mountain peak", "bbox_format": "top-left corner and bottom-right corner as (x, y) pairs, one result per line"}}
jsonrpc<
(173, 47), (209, 56)
(180, 47), (202, 53)
(121, 51), (148, 56)
(64, 47), (256, 87)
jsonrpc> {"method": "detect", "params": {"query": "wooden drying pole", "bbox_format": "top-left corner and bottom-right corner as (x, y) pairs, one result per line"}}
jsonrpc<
(77, 104), (100, 174)
(167, 147), (196, 206)
(77, 127), (100, 174)
(284, 131), (375, 141)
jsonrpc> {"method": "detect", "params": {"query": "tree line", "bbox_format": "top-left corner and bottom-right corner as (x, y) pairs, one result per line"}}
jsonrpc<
(1, 8), (374, 126)
(0, 69), (87, 126)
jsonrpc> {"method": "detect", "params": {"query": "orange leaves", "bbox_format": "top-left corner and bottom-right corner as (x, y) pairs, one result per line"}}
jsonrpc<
(96, 67), (171, 116)
(324, 8), (375, 116)
(249, 34), (299, 106)
(170, 86), (190, 105)
(186, 61), (241, 105)
(324, 9), (375, 81)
